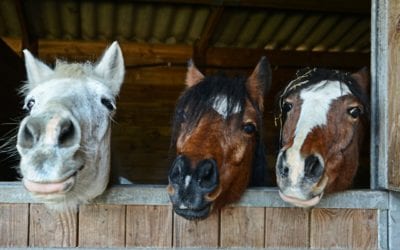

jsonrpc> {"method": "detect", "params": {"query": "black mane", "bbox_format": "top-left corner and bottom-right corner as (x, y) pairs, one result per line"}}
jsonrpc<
(171, 73), (267, 186)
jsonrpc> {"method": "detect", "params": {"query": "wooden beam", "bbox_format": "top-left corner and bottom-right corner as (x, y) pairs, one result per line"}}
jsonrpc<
(4, 39), (369, 69)
(135, 0), (370, 14)
(15, 0), (38, 54)
(193, 6), (224, 68)
(206, 47), (370, 69)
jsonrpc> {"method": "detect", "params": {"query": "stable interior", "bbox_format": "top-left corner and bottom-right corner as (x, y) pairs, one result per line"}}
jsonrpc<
(0, 0), (370, 188)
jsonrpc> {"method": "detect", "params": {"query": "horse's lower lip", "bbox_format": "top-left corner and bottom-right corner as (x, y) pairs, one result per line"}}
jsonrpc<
(279, 191), (323, 207)
(23, 166), (84, 195)
(174, 205), (211, 220)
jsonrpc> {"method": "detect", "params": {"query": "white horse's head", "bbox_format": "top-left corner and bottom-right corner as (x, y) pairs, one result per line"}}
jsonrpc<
(17, 42), (125, 210)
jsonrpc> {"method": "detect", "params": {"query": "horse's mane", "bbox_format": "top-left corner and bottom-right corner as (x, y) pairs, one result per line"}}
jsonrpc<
(171, 73), (267, 186)
(278, 68), (370, 115)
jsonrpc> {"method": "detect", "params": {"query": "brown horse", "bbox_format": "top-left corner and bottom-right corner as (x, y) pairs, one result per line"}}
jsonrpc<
(275, 68), (369, 207)
(167, 57), (271, 220)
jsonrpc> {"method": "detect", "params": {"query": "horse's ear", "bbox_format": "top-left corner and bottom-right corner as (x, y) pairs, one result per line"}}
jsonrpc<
(351, 67), (369, 95)
(23, 49), (54, 88)
(185, 59), (204, 87)
(246, 56), (272, 112)
(94, 41), (125, 96)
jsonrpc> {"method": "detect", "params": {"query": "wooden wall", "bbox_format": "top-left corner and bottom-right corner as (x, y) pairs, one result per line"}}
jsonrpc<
(0, 203), (379, 248)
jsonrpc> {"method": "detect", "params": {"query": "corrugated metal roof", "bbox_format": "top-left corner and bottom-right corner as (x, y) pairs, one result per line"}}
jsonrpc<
(0, 0), (370, 53)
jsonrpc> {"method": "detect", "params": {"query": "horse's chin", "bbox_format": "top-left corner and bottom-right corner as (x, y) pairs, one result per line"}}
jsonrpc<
(173, 204), (213, 220)
(279, 191), (323, 208)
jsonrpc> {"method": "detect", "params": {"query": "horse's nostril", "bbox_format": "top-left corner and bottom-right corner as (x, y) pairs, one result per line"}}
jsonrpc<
(277, 151), (289, 178)
(169, 155), (189, 184)
(196, 159), (219, 190)
(18, 120), (38, 149)
(58, 119), (76, 147)
(283, 167), (289, 176)
(304, 155), (323, 179)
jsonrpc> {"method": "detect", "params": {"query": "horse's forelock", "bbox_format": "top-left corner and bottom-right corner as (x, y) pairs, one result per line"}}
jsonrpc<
(171, 75), (250, 146)
(54, 61), (94, 79)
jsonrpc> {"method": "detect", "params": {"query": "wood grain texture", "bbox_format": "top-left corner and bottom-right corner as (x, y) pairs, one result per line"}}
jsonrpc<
(264, 208), (309, 248)
(310, 208), (377, 249)
(388, 0), (400, 190)
(0, 204), (29, 247)
(29, 204), (77, 247)
(173, 210), (219, 247)
(78, 204), (126, 247)
(220, 206), (265, 247)
(126, 205), (173, 247)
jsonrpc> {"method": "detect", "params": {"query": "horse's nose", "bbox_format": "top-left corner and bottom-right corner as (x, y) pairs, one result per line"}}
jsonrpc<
(169, 156), (219, 192)
(304, 155), (324, 179)
(18, 116), (80, 149)
(195, 159), (219, 192)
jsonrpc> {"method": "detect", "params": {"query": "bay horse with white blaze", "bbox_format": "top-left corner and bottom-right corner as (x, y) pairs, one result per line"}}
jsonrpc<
(167, 57), (271, 220)
(17, 42), (125, 210)
(275, 68), (369, 207)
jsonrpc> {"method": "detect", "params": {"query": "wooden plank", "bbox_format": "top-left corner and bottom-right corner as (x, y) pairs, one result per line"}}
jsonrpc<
(1, 39), (370, 69)
(0, 183), (390, 209)
(220, 207), (264, 247)
(29, 204), (77, 247)
(264, 208), (309, 248)
(206, 47), (370, 69)
(126, 205), (173, 247)
(78, 204), (126, 247)
(310, 208), (378, 249)
(173, 210), (219, 247)
(387, 0), (400, 190)
(0, 204), (29, 247)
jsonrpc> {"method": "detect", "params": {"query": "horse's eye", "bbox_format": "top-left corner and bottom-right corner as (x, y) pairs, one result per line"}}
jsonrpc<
(101, 98), (115, 111)
(243, 123), (256, 134)
(348, 107), (362, 119)
(282, 101), (293, 113)
(24, 99), (35, 112)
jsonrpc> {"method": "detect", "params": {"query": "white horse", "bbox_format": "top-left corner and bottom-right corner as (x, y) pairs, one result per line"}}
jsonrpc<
(17, 42), (125, 210)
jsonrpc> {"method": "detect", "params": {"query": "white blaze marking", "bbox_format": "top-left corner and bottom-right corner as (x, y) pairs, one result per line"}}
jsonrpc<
(212, 95), (241, 119)
(184, 175), (191, 188)
(44, 117), (62, 145)
(286, 80), (351, 184)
